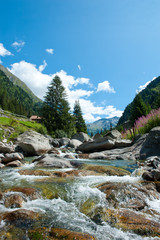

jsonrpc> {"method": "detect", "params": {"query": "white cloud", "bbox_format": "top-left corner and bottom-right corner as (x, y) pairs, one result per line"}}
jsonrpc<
(83, 113), (101, 122)
(52, 70), (90, 89)
(46, 48), (54, 54)
(136, 77), (156, 93)
(38, 60), (47, 72)
(0, 59), (2, 64)
(97, 80), (115, 93)
(8, 61), (52, 99)
(0, 43), (12, 57)
(11, 40), (25, 52)
(78, 65), (81, 70)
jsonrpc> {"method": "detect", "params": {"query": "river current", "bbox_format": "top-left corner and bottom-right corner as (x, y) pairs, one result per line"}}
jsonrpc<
(0, 157), (160, 240)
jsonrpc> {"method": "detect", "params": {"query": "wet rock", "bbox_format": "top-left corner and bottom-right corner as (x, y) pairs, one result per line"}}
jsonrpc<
(146, 156), (160, 168)
(47, 147), (60, 155)
(35, 153), (73, 168)
(2, 152), (24, 164)
(77, 137), (115, 153)
(1, 209), (40, 226)
(0, 192), (3, 200)
(97, 181), (158, 209)
(71, 132), (90, 143)
(83, 165), (131, 176)
(17, 131), (52, 156)
(68, 139), (82, 149)
(6, 187), (41, 200)
(103, 208), (160, 236)
(4, 194), (25, 208)
(6, 160), (23, 167)
(0, 141), (15, 154)
(142, 169), (160, 181)
(28, 227), (97, 240)
(18, 169), (54, 176)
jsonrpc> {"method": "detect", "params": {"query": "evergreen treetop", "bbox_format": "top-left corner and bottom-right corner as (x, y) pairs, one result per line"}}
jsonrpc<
(73, 100), (87, 133)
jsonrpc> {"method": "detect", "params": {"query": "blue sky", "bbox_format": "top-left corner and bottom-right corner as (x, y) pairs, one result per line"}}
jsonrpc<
(0, 0), (160, 122)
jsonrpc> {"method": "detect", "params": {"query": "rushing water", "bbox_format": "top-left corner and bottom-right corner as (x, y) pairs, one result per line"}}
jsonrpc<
(0, 158), (160, 240)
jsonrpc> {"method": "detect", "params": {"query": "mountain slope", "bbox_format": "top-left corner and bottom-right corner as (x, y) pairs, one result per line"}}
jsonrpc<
(87, 117), (119, 135)
(118, 76), (160, 125)
(0, 69), (42, 116)
(0, 64), (41, 103)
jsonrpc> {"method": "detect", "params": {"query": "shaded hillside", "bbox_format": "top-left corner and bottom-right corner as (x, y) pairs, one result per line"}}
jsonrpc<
(0, 64), (41, 103)
(0, 70), (42, 116)
(87, 117), (119, 135)
(118, 76), (160, 126)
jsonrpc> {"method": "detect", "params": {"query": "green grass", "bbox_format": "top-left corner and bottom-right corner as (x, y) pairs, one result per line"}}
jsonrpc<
(0, 116), (47, 142)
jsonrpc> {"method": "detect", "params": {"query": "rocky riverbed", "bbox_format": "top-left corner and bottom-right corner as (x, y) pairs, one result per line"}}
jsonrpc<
(0, 128), (160, 239)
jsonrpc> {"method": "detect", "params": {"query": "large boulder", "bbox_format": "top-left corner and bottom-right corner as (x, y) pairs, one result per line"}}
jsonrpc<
(140, 127), (160, 159)
(17, 131), (52, 156)
(77, 137), (115, 153)
(104, 129), (121, 140)
(71, 132), (90, 143)
(34, 153), (73, 168)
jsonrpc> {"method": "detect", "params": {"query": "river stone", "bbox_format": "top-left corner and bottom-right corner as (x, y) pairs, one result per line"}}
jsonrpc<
(142, 169), (160, 181)
(71, 132), (90, 143)
(102, 208), (160, 236)
(68, 139), (82, 149)
(77, 137), (115, 153)
(6, 160), (23, 167)
(140, 127), (160, 159)
(4, 194), (25, 208)
(1, 209), (40, 224)
(6, 187), (41, 200)
(35, 153), (73, 168)
(2, 152), (24, 164)
(17, 131), (52, 156)
(28, 227), (96, 240)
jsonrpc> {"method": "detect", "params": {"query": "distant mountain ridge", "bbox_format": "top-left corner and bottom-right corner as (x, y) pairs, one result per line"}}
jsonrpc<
(118, 76), (160, 126)
(87, 116), (119, 135)
(0, 64), (41, 103)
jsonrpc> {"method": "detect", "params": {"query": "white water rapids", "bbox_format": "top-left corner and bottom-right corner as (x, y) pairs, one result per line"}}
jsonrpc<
(0, 159), (160, 240)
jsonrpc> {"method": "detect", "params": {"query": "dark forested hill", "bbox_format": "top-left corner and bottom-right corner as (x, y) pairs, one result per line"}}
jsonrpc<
(118, 76), (160, 125)
(0, 69), (42, 117)
(87, 117), (119, 135)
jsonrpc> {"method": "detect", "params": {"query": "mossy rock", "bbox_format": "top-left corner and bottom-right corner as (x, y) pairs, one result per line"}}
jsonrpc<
(82, 165), (130, 176)
(28, 227), (97, 240)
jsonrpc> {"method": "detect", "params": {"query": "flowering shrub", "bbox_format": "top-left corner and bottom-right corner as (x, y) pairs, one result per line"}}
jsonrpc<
(122, 108), (160, 140)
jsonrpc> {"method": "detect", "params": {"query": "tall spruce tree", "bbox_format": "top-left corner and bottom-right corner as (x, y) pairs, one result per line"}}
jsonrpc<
(73, 100), (87, 133)
(41, 75), (74, 136)
(130, 94), (149, 124)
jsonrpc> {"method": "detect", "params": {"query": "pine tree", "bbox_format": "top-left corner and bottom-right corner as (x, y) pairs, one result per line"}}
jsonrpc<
(73, 100), (87, 133)
(130, 94), (149, 124)
(41, 75), (74, 136)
